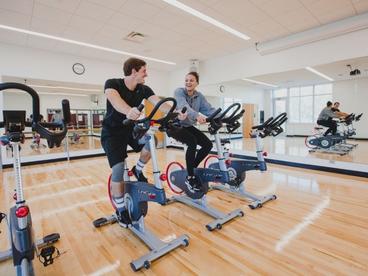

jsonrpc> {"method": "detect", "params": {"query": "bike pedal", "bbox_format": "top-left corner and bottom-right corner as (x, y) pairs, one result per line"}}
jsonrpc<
(39, 245), (60, 267)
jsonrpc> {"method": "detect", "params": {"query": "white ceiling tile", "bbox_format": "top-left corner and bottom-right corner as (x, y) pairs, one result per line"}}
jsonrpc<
(0, 9), (31, 28)
(75, 0), (115, 21)
(211, 0), (268, 25)
(30, 17), (66, 35)
(93, 24), (131, 41)
(107, 12), (143, 31)
(254, 0), (305, 17)
(274, 9), (320, 32)
(35, 0), (81, 13)
(0, 0), (34, 15)
(87, 0), (127, 10)
(150, 8), (185, 28)
(351, 0), (368, 13)
(67, 16), (104, 36)
(33, 2), (73, 25)
(315, 6), (356, 24)
(62, 25), (95, 41)
(302, 0), (353, 15)
(119, 0), (161, 21)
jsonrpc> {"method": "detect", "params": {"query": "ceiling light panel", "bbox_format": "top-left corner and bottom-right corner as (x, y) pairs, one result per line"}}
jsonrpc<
(161, 0), (250, 40)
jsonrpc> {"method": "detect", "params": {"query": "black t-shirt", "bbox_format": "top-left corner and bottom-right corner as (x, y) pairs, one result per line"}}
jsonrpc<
(102, 78), (154, 128)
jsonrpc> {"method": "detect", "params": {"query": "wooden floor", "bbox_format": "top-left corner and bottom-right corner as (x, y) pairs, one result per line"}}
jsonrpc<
(1, 149), (368, 275)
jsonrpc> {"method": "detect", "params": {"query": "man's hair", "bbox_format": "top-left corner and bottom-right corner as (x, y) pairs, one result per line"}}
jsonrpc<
(187, 71), (199, 83)
(327, 101), (333, 107)
(123, 58), (146, 76)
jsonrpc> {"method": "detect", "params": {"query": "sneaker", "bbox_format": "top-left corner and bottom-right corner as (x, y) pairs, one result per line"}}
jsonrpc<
(115, 208), (131, 228)
(132, 166), (148, 182)
(185, 176), (202, 193)
(112, 196), (126, 210)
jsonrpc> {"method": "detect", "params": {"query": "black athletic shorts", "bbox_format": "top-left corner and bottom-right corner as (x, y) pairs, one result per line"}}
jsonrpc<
(101, 127), (145, 168)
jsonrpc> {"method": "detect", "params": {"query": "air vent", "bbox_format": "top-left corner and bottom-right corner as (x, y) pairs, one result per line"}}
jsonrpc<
(124, 31), (145, 43)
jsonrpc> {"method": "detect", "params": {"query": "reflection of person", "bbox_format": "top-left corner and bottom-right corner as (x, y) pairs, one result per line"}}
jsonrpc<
(101, 57), (186, 225)
(331, 102), (349, 117)
(168, 72), (217, 193)
(51, 110), (63, 123)
(317, 101), (345, 136)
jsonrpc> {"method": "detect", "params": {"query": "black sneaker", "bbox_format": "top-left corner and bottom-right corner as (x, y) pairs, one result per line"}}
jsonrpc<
(116, 208), (131, 228)
(132, 166), (148, 182)
(185, 176), (202, 193)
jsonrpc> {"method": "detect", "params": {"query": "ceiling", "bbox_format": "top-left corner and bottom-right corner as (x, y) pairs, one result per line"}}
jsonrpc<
(223, 55), (368, 89)
(1, 0), (368, 70)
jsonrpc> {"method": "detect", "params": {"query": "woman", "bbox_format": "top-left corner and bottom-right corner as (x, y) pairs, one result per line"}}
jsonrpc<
(169, 72), (217, 193)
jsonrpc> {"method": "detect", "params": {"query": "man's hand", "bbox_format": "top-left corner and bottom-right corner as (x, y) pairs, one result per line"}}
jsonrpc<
(127, 107), (141, 120)
(196, 114), (207, 124)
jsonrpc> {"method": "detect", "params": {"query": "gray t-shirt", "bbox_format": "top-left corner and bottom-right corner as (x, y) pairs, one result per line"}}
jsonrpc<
(317, 107), (338, 121)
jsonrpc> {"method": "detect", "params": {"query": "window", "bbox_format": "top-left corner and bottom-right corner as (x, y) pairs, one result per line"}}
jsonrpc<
(272, 84), (332, 123)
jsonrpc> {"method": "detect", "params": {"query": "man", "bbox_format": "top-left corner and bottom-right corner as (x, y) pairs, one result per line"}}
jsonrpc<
(331, 102), (349, 117)
(317, 101), (344, 136)
(101, 57), (186, 226)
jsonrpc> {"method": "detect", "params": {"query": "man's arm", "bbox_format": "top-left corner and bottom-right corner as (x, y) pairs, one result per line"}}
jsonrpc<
(105, 88), (141, 119)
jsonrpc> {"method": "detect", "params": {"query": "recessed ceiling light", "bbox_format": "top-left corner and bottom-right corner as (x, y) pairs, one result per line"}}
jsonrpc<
(161, 0), (250, 40)
(0, 24), (176, 65)
(241, 78), (278, 88)
(305, 67), (334, 81)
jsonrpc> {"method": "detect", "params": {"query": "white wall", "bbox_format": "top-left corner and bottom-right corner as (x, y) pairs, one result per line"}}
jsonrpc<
(0, 43), (170, 105)
(333, 78), (368, 138)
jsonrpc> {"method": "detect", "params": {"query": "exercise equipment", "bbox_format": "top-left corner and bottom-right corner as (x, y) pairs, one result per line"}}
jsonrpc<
(204, 104), (287, 209)
(165, 108), (244, 231)
(306, 113), (363, 155)
(0, 82), (70, 275)
(92, 98), (189, 272)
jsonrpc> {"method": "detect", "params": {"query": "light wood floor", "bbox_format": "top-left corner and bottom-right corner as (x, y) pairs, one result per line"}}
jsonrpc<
(1, 149), (367, 275)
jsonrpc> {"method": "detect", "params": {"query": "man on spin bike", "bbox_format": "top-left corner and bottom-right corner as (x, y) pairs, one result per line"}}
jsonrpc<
(168, 72), (218, 193)
(317, 101), (346, 136)
(101, 57), (186, 226)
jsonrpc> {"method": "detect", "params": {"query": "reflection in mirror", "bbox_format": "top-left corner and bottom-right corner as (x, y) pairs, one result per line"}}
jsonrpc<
(198, 56), (367, 176)
(1, 76), (105, 167)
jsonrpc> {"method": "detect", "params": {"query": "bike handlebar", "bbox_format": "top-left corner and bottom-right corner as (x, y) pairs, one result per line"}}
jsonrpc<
(205, 108), (222, 122)
(0, 82), (70, 148)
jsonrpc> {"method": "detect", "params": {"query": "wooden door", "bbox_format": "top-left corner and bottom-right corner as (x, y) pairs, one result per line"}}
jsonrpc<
(242, 104), (256, 138)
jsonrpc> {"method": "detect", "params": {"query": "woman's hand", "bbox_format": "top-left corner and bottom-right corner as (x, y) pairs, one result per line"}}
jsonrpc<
(196, 114), (207, 124)
(178, 110), (187, 121)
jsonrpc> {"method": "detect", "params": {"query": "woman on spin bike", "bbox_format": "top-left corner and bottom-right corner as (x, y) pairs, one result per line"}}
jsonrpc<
(169, 72), (218, 193)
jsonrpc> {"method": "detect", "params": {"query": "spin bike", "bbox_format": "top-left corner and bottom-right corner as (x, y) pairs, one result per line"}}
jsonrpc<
(0, 82), (70, 275)
(93, 98), (189, 272)
(165, 108), (244, 231)
(305, 113), (363, 155)
(204, 103), (288, 209)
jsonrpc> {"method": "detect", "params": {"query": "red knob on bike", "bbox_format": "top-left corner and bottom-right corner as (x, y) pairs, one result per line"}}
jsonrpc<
(128, 171), (134, 177)
(263, 152), (268, 157)
(225, 159), (231, 166)
(13, 193), (17, 200)
(15, 206), (29, 218)
(160, 173), (167, 181)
